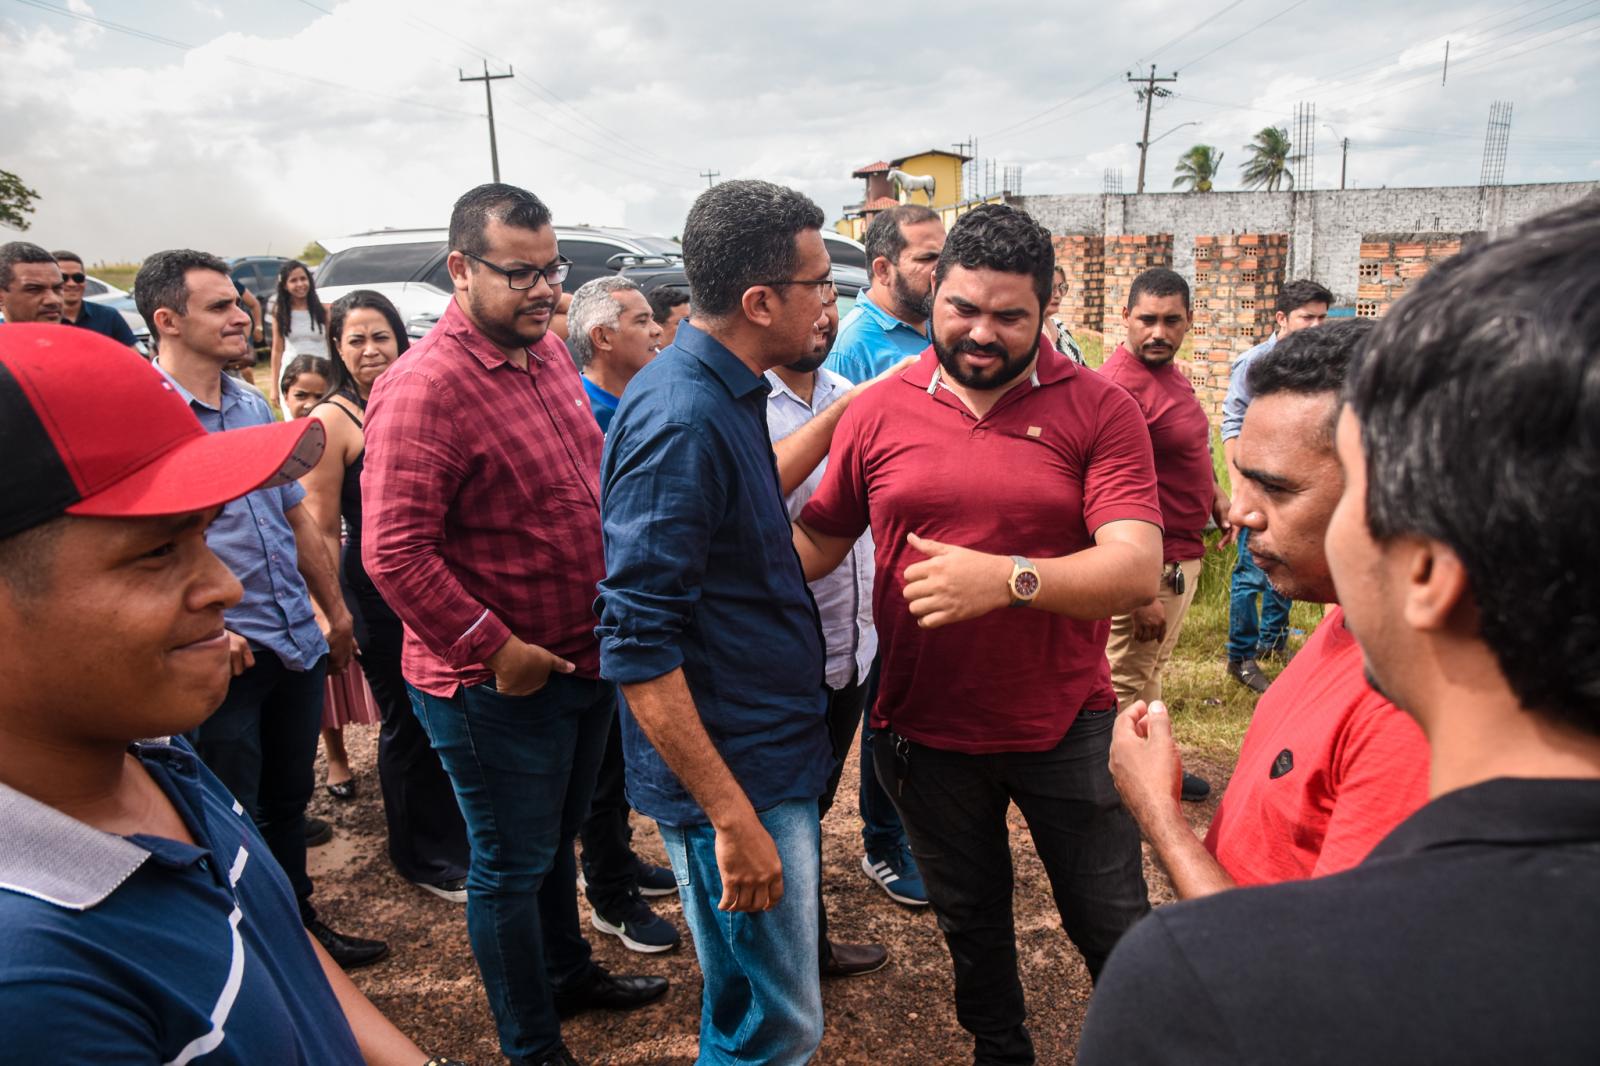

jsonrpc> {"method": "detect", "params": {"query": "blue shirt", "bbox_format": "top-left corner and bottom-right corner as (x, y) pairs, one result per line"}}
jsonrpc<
(597, 321), (831, 827)
(1221, 333), (1278, 442)
(154, 364), (327, 670)
(0, 739), (364, 1063)
(823, 292), (930, 383)
(582, 374), (620, 434)
(64, 299), (138, 346)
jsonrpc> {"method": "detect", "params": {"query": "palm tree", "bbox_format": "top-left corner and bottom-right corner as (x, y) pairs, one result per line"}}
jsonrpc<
(1241, 126), (1299, 191)
(1173, 145), (1224, 192)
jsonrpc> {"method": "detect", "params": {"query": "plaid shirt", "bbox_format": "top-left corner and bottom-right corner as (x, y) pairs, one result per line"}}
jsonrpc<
(361, 299), (605, 696)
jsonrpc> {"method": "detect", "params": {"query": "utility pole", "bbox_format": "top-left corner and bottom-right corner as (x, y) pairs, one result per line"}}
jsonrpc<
(952, 136), (974, 200)
(1127, 65), (1178, 194)
(1442, 40), (1450, 86)
(699, 170), (720, 188)
(459, 60), (514, 182)
(1339, 137), (1349, 189)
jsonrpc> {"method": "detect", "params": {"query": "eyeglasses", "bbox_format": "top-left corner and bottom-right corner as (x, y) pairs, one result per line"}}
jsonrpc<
(756, 278), (838, 304)
(462, 251), (572, 291)
(60, 272), (87, 285)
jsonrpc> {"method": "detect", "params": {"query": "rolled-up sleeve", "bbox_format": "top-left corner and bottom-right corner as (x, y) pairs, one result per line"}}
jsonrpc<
(361, 368), (511, 668)
(597, 419), (727, 685)
(1220, 351), (1254, 442)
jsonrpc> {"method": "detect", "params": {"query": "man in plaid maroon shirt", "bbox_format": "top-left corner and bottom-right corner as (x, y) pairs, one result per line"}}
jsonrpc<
(362, 184), (666, 1066)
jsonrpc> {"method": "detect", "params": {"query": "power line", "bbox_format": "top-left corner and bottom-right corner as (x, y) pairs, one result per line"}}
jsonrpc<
(1172, 0), (1318, 74)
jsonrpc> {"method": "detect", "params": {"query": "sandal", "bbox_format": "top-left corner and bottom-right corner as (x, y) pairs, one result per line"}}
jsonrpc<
(326, 779), (357, 801)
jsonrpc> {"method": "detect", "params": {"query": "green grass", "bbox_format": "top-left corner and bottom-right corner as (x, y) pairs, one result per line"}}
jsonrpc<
(92, 262), (141, 291)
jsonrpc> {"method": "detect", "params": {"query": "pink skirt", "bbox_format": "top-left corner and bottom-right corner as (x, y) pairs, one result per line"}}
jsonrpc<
(322, 662), (382, 730)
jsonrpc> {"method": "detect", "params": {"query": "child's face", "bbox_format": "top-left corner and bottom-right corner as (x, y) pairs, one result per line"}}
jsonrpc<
(283, 372), (327, 419)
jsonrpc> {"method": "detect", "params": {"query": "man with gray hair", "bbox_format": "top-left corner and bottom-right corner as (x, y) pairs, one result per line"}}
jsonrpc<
(569, 275), (663, 433)
(0, 241), (64, 324)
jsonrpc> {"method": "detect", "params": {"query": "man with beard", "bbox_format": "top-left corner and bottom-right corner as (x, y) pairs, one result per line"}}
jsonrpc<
(1099, 268), (1232, 802)
(1106, 319), (1429, 902)
(1081, 198), (1600, 1066)
(825, 203), (944, 384)
(363, 184), (666, 1066)
(794, 204), (1162, 1066)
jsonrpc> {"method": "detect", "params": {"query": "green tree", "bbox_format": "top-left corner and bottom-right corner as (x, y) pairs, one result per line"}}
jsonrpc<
(1173, 145), (1225, 192)
(1241, 126), (1299, 192)
(0, 169), (41, 231)
(298, 240), (326, 266)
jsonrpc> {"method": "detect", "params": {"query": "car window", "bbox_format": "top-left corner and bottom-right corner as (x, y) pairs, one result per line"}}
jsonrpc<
(318, 242), (442, 287)
(83, 278), (108, 297)
(421, 256), (453, 293)
(559, 238), (628, 290)
(823, 238), (868, 271)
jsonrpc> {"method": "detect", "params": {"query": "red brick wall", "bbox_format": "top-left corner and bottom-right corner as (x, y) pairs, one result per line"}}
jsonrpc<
(1188, 233), (1289, 416)
(1051, 235), (1105, 334)
(1356, 233), (1475, 318)
(1101, 234), (1174, 352)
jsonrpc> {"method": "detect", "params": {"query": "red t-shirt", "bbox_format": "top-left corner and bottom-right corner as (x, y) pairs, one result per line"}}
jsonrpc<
(1205, 606), (1431, 884)
(800, 342), (1162, 754)
(1098, 344), (1215, 563)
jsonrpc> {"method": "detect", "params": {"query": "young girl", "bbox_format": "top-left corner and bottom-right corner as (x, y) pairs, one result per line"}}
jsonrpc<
(270, 260), (327, 405)
(278, 354), (332, 420)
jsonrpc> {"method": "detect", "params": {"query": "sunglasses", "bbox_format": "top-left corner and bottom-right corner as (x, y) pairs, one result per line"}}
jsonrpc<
(60, 272), (87, 284)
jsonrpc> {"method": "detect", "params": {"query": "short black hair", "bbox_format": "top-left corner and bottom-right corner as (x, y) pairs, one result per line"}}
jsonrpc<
(933, 203), (1054, 311)
(0, 241), (57, 290)
(681, 179), (825, 318)
(863, 203), (940, 270)
(1248, 318), (1372, 441)
(50, 249), (84, 266)
(647, 286), (690, 324)
(1276, 278), (1333, 315)
(1127, 267), (1190, 313)
(1347, 195), (1600, 735)
(448, 183), (553, 259)
(134, 249), (231, 332)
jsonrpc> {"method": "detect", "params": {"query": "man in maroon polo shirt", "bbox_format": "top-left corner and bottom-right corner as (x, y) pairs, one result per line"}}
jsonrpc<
(792, 204), (1163, 1066)
(1099, 267), (1232, 802)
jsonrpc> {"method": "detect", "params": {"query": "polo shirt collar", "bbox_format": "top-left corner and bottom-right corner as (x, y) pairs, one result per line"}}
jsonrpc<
(1369, 777), (1600, 861)
(901, 335), (1078, 393)
(439, 297), (561, 373)
(0, 740), (203, 911)
(764, 367), (847, 410)
(856, 292), (929, 338)
(153, 358), (247, 414)
(675, 320), (769, 400)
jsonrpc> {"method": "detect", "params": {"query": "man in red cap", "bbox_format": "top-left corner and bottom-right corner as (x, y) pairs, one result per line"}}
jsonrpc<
(0, 325), (472, 1063)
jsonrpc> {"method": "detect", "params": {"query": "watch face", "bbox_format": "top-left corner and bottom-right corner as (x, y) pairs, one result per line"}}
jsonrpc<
(1012, 569), (1040, 598)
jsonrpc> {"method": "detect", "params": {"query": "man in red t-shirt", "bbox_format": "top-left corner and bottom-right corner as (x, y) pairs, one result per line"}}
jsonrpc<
(1108, 318), (1429, 899)
(1099, 268), (1232, 803)
(793, 204), (1164, 1066)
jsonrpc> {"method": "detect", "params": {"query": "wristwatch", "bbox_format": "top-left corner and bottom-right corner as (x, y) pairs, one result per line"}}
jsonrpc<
(1007, 555), (1041, 608)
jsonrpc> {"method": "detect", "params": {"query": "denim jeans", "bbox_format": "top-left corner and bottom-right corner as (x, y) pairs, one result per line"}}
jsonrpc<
(408, 674), (614, 1065)
(578, 702), (639, 918)
(659, 798), (824, 1065)
(1227, 527), (1292, 662)
(191, 648), (326, 923)
(857, 659), (908, 856)
(874, 710), (1150, 1066)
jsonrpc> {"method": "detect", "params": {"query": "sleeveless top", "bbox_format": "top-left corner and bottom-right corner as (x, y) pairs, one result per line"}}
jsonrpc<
(280, 306), (326, 358)
(322, 398), (382, 609)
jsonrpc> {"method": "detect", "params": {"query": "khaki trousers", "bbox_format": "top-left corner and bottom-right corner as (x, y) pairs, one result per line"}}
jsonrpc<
(1106, 557), (1204, 709)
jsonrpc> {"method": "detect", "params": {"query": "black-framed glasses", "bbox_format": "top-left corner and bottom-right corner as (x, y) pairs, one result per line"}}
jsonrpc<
(463, 251), (572, 290)
(60, 272), (87, 284)
(755, 277), (838, 304)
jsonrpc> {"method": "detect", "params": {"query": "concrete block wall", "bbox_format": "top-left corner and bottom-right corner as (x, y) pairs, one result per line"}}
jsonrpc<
(1355, 232), (1476, 318)
(1051, 234), (1104, 334)
(1189, 234), (1289, 414)
(1100, 234), (1173, 353)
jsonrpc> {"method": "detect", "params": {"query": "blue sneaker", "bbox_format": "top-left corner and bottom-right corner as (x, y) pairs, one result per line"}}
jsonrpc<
(861, 845), (929, 907)
(591, 894), (680, 954)
(634, 859), (678, 898)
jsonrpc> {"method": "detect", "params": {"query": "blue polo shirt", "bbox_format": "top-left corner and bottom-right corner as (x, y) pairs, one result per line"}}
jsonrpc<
(154, 363), (327, 670)
(64, 299), (139, 346)
(0, 739), (363, 1062)
(823, 291), (930, 383)
(582, 373), (621, 434)
(596, 321), (831, 827)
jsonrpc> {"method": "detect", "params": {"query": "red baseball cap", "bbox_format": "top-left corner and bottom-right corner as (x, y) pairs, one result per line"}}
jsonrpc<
(0, 324), (325, 539)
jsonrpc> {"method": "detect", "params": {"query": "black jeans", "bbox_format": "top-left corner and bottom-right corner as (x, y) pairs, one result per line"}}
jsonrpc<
(577, 702), (640, 918)
(816, 674), (872, 958)
(874, 709), (1150, 1066)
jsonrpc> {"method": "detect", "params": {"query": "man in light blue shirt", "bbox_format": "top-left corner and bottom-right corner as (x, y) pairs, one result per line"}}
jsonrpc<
(824, 203), (944, 383)
(1221, 279), (1332, 693)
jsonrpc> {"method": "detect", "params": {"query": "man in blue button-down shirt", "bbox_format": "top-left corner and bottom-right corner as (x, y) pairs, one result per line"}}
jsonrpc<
(823, 203), (944, 384)
(138, 249), (386, 968)
(597, 180), (836, 1065)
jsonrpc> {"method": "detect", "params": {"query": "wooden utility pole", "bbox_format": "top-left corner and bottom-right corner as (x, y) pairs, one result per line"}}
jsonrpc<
(699, 170), (720, 188)
(1339, 137), (1350, 189)
(460, 61), (514, 182)
(1128, 66), (1178, 194)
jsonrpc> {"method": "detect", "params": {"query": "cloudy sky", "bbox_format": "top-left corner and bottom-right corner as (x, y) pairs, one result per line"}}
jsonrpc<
(4, 0), (1597, 262)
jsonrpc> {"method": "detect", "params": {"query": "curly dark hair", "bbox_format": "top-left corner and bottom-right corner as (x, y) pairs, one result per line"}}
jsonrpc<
(681, 180), (824, 318)
(933, 203), (1055, 311)
(1346, 195), (1600, 734)
(1247, 318), (1372, 441)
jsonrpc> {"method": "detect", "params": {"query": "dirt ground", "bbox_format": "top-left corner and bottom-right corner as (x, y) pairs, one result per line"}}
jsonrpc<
(311, 725), (1227, 1065)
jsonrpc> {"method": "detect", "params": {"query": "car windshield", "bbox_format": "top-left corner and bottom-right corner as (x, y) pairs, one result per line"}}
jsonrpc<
(318, 242), (442, 286)
(630, 236), (683, 257)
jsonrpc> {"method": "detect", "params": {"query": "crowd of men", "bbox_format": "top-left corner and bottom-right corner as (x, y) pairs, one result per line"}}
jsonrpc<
(0, 184), (1596, 1066)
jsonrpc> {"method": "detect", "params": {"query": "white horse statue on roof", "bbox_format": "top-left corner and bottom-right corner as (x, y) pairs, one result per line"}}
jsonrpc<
(887, 168), (936, 204)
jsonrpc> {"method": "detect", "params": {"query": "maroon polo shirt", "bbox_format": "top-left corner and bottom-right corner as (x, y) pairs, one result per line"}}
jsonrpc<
(1099, 344), (1215, 563)
(801, 341), (1162, 754)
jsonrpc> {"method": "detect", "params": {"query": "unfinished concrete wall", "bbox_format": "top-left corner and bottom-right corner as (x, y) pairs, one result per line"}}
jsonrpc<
(1189, 234), (1289, 414)
(1051, 235), (1104, 334)
(1100, 235), (1173, 354)
(1355, 233), (1477, 319)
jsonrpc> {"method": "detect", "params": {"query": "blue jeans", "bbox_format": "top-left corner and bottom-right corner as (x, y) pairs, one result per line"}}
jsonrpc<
(659, 799), (824, 1065)
(1227, 527), (1292, 662)
(858, 659), (908, 855)
(408, 674), (614, 1064)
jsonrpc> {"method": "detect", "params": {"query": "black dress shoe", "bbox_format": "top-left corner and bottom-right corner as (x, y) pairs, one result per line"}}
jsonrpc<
(553, 964), (668, 1018)
(304, 815), (333, 847)
(822, 940), (889, 978)
(307, 918), (389, 970)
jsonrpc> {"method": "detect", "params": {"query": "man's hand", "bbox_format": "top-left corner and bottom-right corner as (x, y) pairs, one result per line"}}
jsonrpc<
(1212, 483), (1235, 548)
(226, 630), (256, 677)
(1131, 598), (1167, 643)
(901, 532), (1012, 628)
(713, 809), (785, 912)
(485, 634), (575, 697)
(322, 609), (356, 675)
(1108, 700), (1184, 826)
